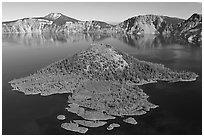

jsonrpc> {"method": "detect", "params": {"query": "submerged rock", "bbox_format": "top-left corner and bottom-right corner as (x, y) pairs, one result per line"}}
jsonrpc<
(73, 120), (107, 127)
(61, 122), (88, 134)
(107, 123), (120, 130)
(57, 115), (66, 120)
(123, 117), (138, 125)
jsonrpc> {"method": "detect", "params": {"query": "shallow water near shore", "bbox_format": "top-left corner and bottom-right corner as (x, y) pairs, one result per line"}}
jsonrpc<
(2, 33), (202, 134)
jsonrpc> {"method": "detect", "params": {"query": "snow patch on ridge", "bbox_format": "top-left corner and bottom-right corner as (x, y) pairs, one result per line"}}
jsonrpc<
(45, 13), (62, 20)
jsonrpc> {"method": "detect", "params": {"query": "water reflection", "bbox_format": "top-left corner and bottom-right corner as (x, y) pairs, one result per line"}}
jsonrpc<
(2, 32), (197, 48)
(112, 34), (191, 49)
(2, 33), (112, 47)
(2, 32), (202, 135)
(112, 34), (160, 48)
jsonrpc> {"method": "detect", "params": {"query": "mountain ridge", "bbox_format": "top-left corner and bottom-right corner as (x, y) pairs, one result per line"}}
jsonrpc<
(2, 12), (202, 46)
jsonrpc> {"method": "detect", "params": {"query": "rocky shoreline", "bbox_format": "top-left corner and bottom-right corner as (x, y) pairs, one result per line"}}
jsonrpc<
(9, 43), (198, 133)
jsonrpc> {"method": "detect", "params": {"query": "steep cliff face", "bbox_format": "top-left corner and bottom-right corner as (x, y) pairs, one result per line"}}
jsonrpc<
(115, 15), (184, 34)
(83, 20), (114, 32)
(2, 13), (115, 33)
(2, 13), (202, 45)
(114, 14), (202, 45)
(172, 13), (202, 45)
(2, 18), (53, 33)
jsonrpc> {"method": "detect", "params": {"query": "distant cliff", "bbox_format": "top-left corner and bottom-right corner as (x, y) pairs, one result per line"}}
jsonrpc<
(2, 13), (115, 33)
(172, 13), (202, 45)
(115, 14), (184, 34)
(2, 12), (202, 46)
(114, 14), (201, 45)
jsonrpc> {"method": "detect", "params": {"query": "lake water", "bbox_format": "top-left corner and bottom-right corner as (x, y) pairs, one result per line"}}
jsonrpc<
(2, 33), (202, 135)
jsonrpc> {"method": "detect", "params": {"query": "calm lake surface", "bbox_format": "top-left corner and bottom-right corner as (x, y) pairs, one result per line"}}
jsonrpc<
(2, 33), (202, 135)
